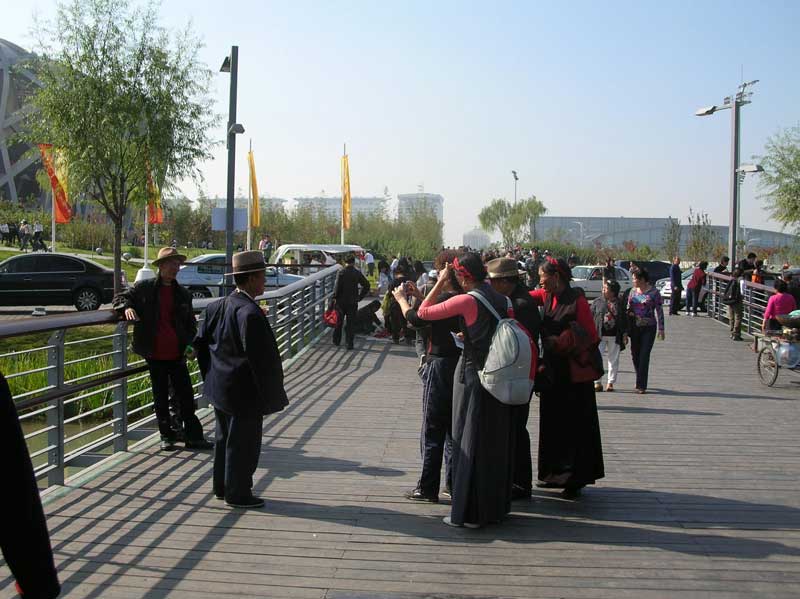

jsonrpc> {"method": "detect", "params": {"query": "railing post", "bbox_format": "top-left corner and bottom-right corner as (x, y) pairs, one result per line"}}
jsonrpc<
(310, 283), (318, 338)
(112, 321), (128, 453)
(46, 330), (65, 487)
(297, 291), (306, 353)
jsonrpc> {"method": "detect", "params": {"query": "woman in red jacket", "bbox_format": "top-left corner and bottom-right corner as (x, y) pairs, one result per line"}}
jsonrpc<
(685, 261), (708, 317)
(528, 257), (605, 499)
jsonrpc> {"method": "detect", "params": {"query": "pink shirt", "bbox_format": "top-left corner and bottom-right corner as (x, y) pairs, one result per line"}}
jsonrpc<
(417, 292), (513, 326)
(763, 292), (797, 322)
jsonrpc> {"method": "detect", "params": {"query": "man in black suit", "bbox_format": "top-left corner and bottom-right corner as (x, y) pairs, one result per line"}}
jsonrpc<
(194, 251), (289, 508)
(332, 255), (370, 349)
(486, 257), (541, 500)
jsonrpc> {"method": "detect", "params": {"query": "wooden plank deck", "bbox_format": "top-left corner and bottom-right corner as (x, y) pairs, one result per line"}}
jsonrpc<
(3, 312), (800, 598)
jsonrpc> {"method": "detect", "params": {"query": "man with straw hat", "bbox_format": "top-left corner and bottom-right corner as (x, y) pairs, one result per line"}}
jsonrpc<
(486, 257), (541, 500)
(194, 251), (288, 509)
(113, 247), (214, 451)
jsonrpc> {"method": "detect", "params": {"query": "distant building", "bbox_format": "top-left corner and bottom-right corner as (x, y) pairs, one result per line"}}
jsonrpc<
(398, 193), (444, 223)
(0, 39), (41, 203)
(463, 228), (491, 249)
(534, 216), (796, 252)
(294, 196), (386, 219)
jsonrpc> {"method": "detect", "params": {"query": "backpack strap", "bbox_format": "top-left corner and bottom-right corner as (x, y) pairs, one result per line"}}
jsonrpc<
(467, 290), (511, 322)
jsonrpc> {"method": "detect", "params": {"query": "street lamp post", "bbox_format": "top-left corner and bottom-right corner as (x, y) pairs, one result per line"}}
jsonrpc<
(572, 220), (586, 247)
(695, 79), (758, 266)
(221, 46), (245, 294)
(511, 170), (518, 204)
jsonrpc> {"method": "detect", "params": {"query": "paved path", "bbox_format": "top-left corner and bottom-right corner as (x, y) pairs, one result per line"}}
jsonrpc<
(3, 313), (800, 598)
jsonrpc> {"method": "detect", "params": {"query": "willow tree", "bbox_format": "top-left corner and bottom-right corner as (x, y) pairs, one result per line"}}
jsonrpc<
(479, 196), (547, 248)
(22, 0), (216, 292)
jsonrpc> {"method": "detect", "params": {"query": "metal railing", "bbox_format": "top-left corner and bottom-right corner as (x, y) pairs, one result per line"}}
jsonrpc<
(706, 271), (775, 336)
(1, 264), (340, 488)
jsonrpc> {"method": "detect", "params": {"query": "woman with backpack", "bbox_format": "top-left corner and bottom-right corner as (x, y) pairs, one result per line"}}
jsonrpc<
(528, 257), (605, 499)
(723, 269), (745, 341)
(416, 253), (514, 528)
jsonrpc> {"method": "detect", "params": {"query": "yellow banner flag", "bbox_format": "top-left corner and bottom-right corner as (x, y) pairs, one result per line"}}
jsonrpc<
(341, 153), (351, 230)
(248, 150), (259, 227)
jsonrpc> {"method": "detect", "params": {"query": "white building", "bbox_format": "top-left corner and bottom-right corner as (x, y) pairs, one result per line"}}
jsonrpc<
(398, 193), (444, 223)
(463, 228), (491, 250)
(294, 196), (386, 219)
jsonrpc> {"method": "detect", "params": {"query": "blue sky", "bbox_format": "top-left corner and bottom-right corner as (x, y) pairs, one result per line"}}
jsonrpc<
(3, 0), (799, 245)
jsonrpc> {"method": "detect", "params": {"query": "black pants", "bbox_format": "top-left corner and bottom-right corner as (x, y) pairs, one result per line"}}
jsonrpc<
(147, 359), (203, 441)
(367, 263), (375, 277)
(213, 409), (263, 501)
(512, 401), (532, 492)
(630, 325), (657, 391)
(332, 302), (357, 347)
(417, 356), (456, 495)
(670, 287), (682, 315)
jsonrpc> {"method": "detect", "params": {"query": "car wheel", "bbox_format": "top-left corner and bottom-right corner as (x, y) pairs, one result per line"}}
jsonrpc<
(190, 288), (212, 300)
(74, 287), (101, 311)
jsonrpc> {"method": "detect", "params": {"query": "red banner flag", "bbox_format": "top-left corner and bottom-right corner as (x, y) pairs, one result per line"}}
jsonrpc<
(38, 144), (71, 224)
(146, 161), (163, 225)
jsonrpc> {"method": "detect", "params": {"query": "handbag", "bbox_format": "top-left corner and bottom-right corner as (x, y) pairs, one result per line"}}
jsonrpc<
(323, 305), (340, 328)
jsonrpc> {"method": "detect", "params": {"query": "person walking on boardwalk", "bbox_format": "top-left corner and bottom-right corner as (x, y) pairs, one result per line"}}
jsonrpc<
(114, 247), (214, 451)
(194, 251), (289, 508)
(528, 257), (605, 500)
(332, 255), (370, 350)
(392, 253), (462, 503)
(486, 257), (541, 501)
(591, 279), (627, 392)
(625, 268), (665, 394)
(669, 256), (682, 316)
(416, 254), (515, 528)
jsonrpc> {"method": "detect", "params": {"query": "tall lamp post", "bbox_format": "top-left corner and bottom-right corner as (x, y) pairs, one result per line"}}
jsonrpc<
(220, 46), (245, 294)
(572, 220), (586, 247)
(511, 170), (518, 204)
(695, 79), (758, 266)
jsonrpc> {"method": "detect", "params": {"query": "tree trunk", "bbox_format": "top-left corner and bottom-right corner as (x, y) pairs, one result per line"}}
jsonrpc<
(113, 217), (123, 295)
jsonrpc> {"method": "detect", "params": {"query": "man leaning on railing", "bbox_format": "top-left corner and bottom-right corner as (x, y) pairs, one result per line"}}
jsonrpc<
(112, 247), (214, 451)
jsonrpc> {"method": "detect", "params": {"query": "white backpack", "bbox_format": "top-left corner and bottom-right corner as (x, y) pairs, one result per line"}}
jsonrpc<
(467, 291), (536, 406)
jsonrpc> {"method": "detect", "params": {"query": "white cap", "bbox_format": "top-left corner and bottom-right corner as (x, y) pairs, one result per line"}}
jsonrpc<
(428, 269), (438, 279)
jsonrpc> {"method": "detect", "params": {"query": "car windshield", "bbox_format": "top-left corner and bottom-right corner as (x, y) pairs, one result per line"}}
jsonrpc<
(571, 266), (593, 280)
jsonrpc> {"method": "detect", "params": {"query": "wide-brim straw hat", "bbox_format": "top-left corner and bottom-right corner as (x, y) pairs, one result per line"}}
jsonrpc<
(226, 250), (267, 275)
(152, 247), (187, 266)
(486, 257), (527, 279)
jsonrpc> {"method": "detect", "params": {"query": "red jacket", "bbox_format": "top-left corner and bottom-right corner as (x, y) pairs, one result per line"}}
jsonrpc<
(687, 268), (706, 290)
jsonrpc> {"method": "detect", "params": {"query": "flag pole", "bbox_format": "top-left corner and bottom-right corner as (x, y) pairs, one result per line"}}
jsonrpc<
(341, 143), (345, 245)
(50, 190), (56, 252)
(247, 139), (252, 251)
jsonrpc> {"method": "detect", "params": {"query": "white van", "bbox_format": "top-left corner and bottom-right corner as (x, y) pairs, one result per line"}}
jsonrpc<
(271, 244), (365, 274)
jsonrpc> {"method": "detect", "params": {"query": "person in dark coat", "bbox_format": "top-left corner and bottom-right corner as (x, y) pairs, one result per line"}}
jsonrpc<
(529, 257), (605, 499)
(0, 372), (61, 599)
(332, 255), (370, 349)
(194, 251), (289, 508)
(487, 257), (541, 501)
(417, 253), (514, 528)
(113, 247), (213, 451)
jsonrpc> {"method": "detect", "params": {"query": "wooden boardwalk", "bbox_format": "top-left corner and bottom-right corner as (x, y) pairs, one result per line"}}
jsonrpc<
(4, 313), (800, 598)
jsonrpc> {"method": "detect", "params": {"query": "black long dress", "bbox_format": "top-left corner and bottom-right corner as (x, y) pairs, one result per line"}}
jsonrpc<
(450, 284), (515, 526)
(536, 287), (605, 489)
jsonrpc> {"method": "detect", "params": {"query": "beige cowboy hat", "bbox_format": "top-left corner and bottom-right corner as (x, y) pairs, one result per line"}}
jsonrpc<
(152, 246), (187, 266)
(226, 250), (267, 276)
(486, 257), (527, 279)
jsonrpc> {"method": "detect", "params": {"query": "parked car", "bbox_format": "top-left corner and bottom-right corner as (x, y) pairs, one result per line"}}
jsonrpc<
(570, 265), (632, 299)
(616, 260), (671, 283)
(659, 269), (707, 310)
(272, 244), (364, 274)
(177, 253), (304, 299)
(0, 253), (122, 311)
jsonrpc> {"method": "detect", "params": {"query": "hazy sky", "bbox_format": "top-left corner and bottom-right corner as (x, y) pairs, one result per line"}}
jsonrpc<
(3, 0), (799, 245)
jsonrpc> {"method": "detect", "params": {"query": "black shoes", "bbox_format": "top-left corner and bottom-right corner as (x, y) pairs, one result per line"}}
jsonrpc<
(225, 495), (265, 508)
(511, 484), (532, 500)
(535, 480), (564, 489)
(561, 486), (583, 500)
(404, 488), (439, 503)
(185, 438), (214, 450)
(160, 437), (177, 451)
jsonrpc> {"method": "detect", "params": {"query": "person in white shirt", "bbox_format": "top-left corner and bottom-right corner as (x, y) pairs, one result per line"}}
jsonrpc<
(390, 256), (399, 277)
(365, 251), (375, 277)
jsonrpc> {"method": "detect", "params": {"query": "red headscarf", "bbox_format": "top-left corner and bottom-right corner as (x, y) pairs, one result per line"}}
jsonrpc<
(546, 256), (572, 280)
(452, 256), (474, 280)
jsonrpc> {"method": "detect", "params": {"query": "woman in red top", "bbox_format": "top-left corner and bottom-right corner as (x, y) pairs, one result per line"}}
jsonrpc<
(416, 253), (514, 528)
(685, 261), (708, 317)
(528, 257), (605, 499)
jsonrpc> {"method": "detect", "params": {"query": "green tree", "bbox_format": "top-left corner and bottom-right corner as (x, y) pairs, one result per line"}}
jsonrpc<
(756, 125), (800, 234)
(685, 209), (718, 263)
(478, 196), (547, 248)
(662, 216), (682, 260)
(20, 0), (216, 292)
